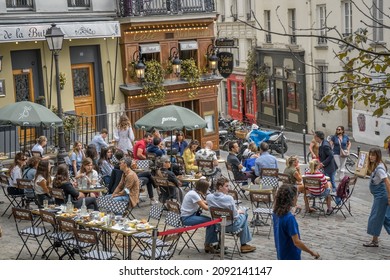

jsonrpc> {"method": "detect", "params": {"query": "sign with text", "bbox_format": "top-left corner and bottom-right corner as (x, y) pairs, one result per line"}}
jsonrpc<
(217, 52), (234, 78)
(215, 38), (235, 47)
(355, 151), (369, 178)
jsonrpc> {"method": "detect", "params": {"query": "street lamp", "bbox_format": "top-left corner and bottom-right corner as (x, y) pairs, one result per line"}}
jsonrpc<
(169, 47), (181, 76)
(132, 47), (145, 81)
(206, 44), (218, 75)
(45, 23), (66, 165)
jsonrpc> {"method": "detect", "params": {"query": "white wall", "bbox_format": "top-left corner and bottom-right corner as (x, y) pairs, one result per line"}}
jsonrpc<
(352, 110), (390, 147)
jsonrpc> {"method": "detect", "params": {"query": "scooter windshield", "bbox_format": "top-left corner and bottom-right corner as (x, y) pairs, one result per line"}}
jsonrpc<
(249, 130), (271, 146)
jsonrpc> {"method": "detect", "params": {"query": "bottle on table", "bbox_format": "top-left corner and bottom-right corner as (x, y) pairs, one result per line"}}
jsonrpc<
(66, 194), (74, 213)
(80, 198), (88, 216)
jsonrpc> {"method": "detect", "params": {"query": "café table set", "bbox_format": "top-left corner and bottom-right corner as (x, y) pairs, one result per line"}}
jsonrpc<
(33, 206), (154, 260)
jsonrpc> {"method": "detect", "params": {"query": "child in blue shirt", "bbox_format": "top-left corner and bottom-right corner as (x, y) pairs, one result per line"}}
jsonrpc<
(273, 184), (320, 260)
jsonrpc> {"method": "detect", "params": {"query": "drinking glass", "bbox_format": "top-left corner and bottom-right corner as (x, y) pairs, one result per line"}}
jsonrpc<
(43, 199), (48, 209)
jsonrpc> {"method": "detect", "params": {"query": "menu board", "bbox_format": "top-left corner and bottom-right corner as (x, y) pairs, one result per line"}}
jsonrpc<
(355, 151), (369, 177)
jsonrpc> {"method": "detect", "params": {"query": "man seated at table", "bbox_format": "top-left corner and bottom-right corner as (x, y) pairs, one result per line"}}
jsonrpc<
(111, 158), (139, 207)
(146, 137), (166, 157)
(195, 141), (219, 167)
(206, 177), (256, 254)
(133, 132), (153, 160)
(254, 142), (278, 181)
(227, 141), (256, 183)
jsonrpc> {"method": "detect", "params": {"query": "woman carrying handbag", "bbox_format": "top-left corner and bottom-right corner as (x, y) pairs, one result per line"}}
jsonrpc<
(330, 126), (351, 180)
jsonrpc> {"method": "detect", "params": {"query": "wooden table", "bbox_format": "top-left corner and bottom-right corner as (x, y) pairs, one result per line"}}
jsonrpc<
(177, 175), (200, 190)
(76, 186), (106, 196)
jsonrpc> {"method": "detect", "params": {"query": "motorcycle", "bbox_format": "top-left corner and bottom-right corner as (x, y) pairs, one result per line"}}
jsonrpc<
(245, 124), (288, 155)
(219, 119), (242, 150)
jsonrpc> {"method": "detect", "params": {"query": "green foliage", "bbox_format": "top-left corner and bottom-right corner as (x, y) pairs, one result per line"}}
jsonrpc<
(143, 60), (167, 106)
(180, 58), (201, 98)
(323, 28), (390, 117)
(51, 106), (80, 146)
(245, 49), (268, 93)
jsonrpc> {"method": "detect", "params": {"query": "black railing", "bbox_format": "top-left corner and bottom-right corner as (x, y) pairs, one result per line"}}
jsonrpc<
(117, 0), (215, 17)
(318, 36), (327, 45)
(6, 0), (34, 9)
(0, 109), (145, 161)
(290, 35), (296, 44)
(265, 34), (272, 43)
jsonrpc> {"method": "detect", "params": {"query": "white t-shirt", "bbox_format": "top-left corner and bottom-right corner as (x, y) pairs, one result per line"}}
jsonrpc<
(34, 174), (46, 195)
(180, 190), (202, 217)
(371, 163), (388, 185)
(32, 144), (44, 155)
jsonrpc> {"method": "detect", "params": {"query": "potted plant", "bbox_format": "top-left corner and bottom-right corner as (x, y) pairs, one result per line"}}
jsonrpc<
(51, 106), (80, 150)
(180, 58), (201, 98)
(142, 60), (167, 106)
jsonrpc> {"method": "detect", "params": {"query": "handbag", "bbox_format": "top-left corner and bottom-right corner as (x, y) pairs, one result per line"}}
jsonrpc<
(338, 139), (349, 157)
(97, 196), (128, 215)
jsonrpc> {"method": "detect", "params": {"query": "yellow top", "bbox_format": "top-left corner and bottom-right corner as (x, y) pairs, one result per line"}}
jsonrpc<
(183, 148), (198, 172)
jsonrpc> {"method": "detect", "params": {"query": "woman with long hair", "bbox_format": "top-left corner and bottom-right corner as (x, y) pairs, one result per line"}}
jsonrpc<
(330, 125), (351, 180)
(283, 155), (304, 213)
(183, 139), (199, 173)
(98, 146), (114, 186)
(70, 140), (85, 176)
(53, 164), (98, 210)
(172, 131), (188, 156)
(114, 114), (135, 155)
(181, 179), (218, 253)
(363, 148), (390, 247)
(33, 160), (53, 207)
(85, 144), (99, 170)
(273, 184), (319, 260)
(75, 157), (99, 197)
(8, 152), (27, 195)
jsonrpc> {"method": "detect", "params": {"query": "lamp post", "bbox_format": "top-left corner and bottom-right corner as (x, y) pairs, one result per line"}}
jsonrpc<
(45, 23), (66, 165)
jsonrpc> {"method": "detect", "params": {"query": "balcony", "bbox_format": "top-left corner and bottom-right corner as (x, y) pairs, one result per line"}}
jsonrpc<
(6, 0), (34, 11)
(68, 0), (91, 9)
(117, 0), (215, 17)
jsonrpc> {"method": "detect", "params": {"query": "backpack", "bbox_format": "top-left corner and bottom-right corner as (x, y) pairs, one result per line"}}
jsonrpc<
(336, 175), (350, 199)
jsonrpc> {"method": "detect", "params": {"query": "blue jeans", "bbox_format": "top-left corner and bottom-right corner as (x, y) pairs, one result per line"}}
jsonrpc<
(108, 194), (129, 202)
(225, 211), (252, 245)
(325, 170), (340, 204)
(182, 214), (218, 245)
(367, 182), (390, 237)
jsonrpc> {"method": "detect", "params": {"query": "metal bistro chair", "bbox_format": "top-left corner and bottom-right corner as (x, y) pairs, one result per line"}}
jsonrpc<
(209, 207), (243, 259)
(260, 168), (279, 193)
(249, 190), (273, 238)
(16, 178), (37, 209)
(331, 176), (358, 218)
(73, 228), (118, 260)
(303, 177), (329, 219)
(224, 161), (248, 199)
(1, 174), (24, 218)
(12, 207), (49, 259)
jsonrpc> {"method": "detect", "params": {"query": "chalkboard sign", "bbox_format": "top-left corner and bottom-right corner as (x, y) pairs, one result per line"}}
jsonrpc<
(355, 151), (369, 178)
(215, 38), (235, 47)
(217, 52), (233, 78)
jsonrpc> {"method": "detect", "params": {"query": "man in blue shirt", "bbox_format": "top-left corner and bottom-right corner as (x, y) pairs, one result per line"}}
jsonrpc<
(91, 128), (109, 153)
(254, 142), (278, 177)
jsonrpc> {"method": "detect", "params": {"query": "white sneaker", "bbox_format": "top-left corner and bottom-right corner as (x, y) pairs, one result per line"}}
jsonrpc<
(150, 199), (158, 205)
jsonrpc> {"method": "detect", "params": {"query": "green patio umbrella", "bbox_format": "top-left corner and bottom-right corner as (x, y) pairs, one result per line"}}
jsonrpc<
(0, 101), (63, 151)
(134, 105), (207, 131)
(135, 105), (207, 164)
(0, 101), (63, 127)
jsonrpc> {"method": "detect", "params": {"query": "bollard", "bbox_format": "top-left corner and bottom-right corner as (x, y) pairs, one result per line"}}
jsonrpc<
(357, 146), (361, 155)
(220, 216), (226, 260)
(303, 129), (307, 164)
(280, 125), (284, 159)
(151, 228), (158, 260)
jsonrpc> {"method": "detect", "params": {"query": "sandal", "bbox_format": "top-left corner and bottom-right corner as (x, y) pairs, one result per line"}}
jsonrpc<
(307, 207), (317, 213)
(363, 241), (379, 247)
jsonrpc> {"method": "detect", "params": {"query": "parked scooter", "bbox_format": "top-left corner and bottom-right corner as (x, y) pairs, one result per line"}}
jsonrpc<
(245, 124), (288, 154)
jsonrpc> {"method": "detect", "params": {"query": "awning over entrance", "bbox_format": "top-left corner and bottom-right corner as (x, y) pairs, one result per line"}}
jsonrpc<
(140, 43), (161, 54)
(179, 40), (198, 50)
(0, 21), (120, 43)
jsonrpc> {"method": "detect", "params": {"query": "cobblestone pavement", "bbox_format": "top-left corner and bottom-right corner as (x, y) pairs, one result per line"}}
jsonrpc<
(1, 150), (389, 260)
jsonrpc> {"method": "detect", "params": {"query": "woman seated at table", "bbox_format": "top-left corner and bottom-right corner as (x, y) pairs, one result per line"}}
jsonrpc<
(69, 140), (85, 176)
(181, 179), (218, 253)
(172, 131), (188, 156)
(183, 140), (199, 173)
(304, 160), (332, 215)
(33, 160), (54, 207)
(75, 157), (99, 197)
(156, 155), (183, 203)
(283, 156), (304, 213)
(98, 146), (114, 186)
(53, 164), (98, 210)
(31, 135), (51, 160)
(8, 152), (27, 195)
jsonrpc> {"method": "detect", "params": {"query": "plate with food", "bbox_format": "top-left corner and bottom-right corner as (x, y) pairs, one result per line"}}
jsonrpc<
(59, 213), (77, 218)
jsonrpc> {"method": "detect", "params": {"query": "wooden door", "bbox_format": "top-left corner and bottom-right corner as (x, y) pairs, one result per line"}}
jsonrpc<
(13, 69), (35, 148)
(71, 63), (96, 130)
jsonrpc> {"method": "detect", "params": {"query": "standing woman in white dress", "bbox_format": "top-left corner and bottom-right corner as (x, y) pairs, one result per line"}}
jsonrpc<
(114, 114), (135, 155)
